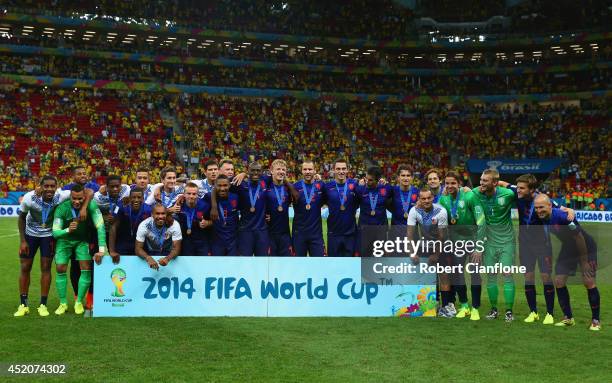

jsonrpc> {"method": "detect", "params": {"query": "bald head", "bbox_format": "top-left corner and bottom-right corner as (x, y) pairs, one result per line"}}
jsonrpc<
(534, 194), (553, 220)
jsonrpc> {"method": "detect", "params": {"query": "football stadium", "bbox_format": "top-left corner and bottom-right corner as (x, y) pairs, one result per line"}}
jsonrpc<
(0, 0), (610, 381)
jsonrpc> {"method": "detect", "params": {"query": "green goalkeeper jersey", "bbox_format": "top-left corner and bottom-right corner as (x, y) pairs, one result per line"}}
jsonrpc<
(439, 189), (486, 242)
(52, 199), (107, 247)
(471, 186), (516, 246)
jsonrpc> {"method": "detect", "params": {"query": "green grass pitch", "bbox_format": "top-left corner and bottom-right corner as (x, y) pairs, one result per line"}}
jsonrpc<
(0, 218), (609, 382)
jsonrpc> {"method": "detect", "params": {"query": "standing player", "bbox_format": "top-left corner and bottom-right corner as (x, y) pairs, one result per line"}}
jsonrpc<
(264, 160), (299, 256)
(213, 162), (269, 256)
(389, 164), (419, 226)
(325, 159), (359, 257)
(147, 166), (184, 213)
(135, 204), (182, 269)
(94, 175), (131, 230)
(355, 166), (391, 257)
(425, 168), (444, 203)
(14, 176), (71, 317)
(292, 160), (327, 257)
(439, 171), (486, 320)
(62, 165), (100, 192)
(177, 182), (212, 256)
(406, 187), (452, 317)
(534, 194), (601, 331)
(219, 159), (235, 179)
(206, 175), (240, 256)
(132, 167), (153, 202)
(52, 185), (106, 315)
(109, 188), (151, 259)
(194, 159), (219, 198)
(472, 169), (517, 322)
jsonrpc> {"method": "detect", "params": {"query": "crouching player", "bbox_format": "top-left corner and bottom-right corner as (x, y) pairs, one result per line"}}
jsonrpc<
(534, 194), (601, 331)
(135, 204), (182, 269)
(52, 185), (106, 315)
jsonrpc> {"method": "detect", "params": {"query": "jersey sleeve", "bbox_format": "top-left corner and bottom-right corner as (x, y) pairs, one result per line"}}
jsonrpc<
(19, 192), (33, 214)
(88, 201), (107, 248)
(56, 189), (71, 203)
(469, 192), (487, 242)
(52, 204), (69, 238)
(171, 221), (183, 241)
(119, 184), (131, 200)
(145, 183), (163, 206)
(437, 208), (448, 228)
(407, 207), (418, 226)
(136, 220), (148, 242)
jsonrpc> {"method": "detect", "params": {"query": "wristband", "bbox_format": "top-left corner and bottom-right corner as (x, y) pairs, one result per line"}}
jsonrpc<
(99, 246), (106, 254)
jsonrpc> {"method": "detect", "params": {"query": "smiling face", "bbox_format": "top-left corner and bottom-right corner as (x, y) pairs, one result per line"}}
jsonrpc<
(41, 179), (57, 201)
(516, 181), (533, 199)
(334, 161), (348, 183)
(534, 196), (552, 219)
(129, 191), (143, 210)
(216, 178), (230, 199)
(136, 171), (149, 188)
(271, 163), (286, 183)
(427, 172), (441, 189)
(220, 163), (234, 178)
(162, 171), (176, 191)
(73, 167), (88, 185)
(248, 163), (263, 183)
(398, 169), (412, 188)
(479, 173), (497, 194)
(302, 161), (315, 183)
(444, 176), (459, 196)
(153, 205), (166, 227)
(70, 190), (85, 210)
(184, 185), (198, 206)
(418, 190), (434, 210)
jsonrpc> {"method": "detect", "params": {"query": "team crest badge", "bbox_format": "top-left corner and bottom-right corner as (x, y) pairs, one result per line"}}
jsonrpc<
(497, 197), (505, 205)
(458, 200), (465, 208)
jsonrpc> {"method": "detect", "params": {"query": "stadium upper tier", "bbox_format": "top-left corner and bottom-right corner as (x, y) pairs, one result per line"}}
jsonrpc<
(1, 0), (608, 39)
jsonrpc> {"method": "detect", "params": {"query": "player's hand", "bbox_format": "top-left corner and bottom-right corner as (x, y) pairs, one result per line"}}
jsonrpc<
(68, 221), (78, 233)
(121, 196), (129, 206)
(313, 174), (322, 181)
(265, 214), (271, 223)
(110, 251), (121, 264)
(158, 257), (170, 267)
(358, 178), (366, 186)
(168, 205), (181, 214)
(175, 195), (185, 206)
(232, 172), (247, 185)
(561, 206), (575, 221)
(99, 185), (107, 195)
(19, 241), (30, 257)
(154, 187), (161, 202)
(470, 251), (482, 264)
(582, 262), (595, 279)
(462, 186), (471, 193)
(79, 207), (88, 222)
(199, 219), (211, 228)
(104, 214), (113, 226)
(210, 206), (219, 221)
(378, 178), (387, 185)
(93, 252), (104, 265)
(34, 186), (42, 196)
(146, 256), (159, 270)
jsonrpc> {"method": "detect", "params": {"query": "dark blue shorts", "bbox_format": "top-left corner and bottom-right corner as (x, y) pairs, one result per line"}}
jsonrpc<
(519, 239), (553, 274)
(211, 239), (238, 256)
(21, 234), (54, 259)
(238, 230), (270, 256)
(292, 231), (325, 257)
(181, 238), (211, 256)
(556, 239), (598, 277)
(269, 233), (293, 257)
(327, 234), (356, 257)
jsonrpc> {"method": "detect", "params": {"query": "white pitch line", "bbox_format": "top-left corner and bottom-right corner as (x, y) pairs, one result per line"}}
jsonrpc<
(0, 233), (19, 238)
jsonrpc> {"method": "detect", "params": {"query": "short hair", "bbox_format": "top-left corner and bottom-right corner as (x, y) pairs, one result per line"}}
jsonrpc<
(135, 167), (149, 174)
(483, 169), (500, 182)
(160, 166), (176, 181)
(216, 174), (229, 183)
(130, 187), (144, 196)
(444, 171), (462, 183)
(302, 159), (315, 166)
(367, 166), (382, 180)
(425, 168), (441, 180)
(418, 186), (433, 195)
(204, 159), (218, 170)
(219, 159), (234, 168)
(40, 175), (57, 185)
(71, 184), (84, 193)
(515, 173), (537, 190)
(397, 164), (413, 175)
(152, 203), (166, 212)
(184, 182), (199, 190)
(271, 159), (287, 169)
(72, 165), (86, 173)
(249, 161), (262, 169)
(106, 175), (121, 185)
(333, 158), (348, 168)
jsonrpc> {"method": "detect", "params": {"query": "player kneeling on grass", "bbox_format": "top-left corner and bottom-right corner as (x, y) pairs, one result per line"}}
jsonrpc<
(52, 184), (106, 315)
(135, 204), (182, 270)
(533, 194), (601, 331)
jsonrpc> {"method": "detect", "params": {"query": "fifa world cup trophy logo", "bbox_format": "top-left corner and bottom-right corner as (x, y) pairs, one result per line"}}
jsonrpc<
(486, 160), (503, 171)
(110, 268), (127, 297)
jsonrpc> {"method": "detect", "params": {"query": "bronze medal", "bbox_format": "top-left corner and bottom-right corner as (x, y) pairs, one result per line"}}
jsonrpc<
(278, 206), (283, 212)
(370, 210), (376, 216)
(250, 207), (256, 213)
(42, 223), (47, 228)
(186, 229), (192, 235)
(403, 212), (408, 219)
(451, 218), (457, 225)
(340, 205), (346, 211)
(306, 204), (311, 210)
